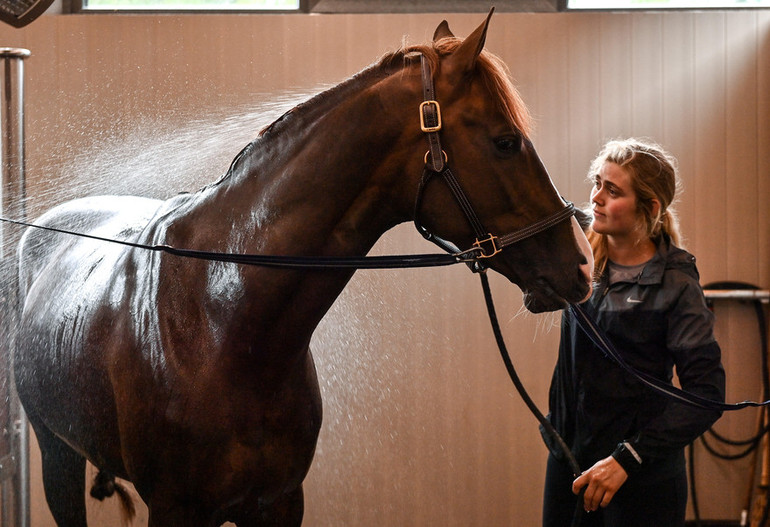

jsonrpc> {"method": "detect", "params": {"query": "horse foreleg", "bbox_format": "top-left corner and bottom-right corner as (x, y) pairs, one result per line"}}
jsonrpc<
(30, 417), (88, 527)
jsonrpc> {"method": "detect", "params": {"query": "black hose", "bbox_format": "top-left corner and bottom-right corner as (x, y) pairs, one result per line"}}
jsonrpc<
(699, 433), (759, 461)
(691, 282), (769, 523)
(707, 423), (770, 447)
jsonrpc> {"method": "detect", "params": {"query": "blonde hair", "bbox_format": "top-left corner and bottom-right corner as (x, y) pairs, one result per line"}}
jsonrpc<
(586, 138), (683, 278)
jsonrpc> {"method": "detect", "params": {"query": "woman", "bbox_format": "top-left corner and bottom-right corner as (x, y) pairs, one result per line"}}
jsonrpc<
(542, 138), (725, 527)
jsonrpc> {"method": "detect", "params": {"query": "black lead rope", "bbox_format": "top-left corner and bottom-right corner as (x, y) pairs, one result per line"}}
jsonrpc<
(478, 278), (770, 527)
(5, 50), (754, 525)
(479, 272), (585, 527)
(4, 211), (591, 521)
(11, 210), (766, 522)
(0, 216), (477, 270)
(569, 302), (770, 411)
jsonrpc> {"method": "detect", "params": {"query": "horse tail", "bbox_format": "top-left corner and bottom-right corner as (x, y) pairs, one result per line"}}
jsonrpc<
(89, 470), (137, 525)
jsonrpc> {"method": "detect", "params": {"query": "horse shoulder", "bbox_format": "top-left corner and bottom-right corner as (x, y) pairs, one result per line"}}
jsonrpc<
(19, 196), (163, 289)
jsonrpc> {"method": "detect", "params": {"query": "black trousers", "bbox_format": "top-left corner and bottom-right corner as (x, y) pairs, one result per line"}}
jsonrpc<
(542, 454), (688, 527)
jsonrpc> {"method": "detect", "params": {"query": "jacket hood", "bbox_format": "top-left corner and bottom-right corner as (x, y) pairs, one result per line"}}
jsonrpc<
(637, 233), (699, 286)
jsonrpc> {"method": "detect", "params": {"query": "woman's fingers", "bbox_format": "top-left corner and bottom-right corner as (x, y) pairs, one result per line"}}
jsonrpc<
(572, 456), (629, 511)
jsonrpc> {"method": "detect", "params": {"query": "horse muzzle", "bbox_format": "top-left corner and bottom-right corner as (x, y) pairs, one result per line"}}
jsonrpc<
(518, 216), (593, 313)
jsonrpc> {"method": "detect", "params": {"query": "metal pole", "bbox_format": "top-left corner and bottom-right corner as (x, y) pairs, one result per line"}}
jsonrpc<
(0, 47), (30, 527)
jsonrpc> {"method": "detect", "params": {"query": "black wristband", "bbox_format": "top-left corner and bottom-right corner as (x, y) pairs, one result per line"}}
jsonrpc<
(612, 441), (643, 475)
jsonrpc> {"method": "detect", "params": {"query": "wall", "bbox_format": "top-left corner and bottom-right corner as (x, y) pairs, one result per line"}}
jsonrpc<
(0, 8), (767, 526)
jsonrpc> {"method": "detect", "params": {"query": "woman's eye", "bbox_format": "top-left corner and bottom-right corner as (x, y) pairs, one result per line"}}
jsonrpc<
(493, 136), (522, 155)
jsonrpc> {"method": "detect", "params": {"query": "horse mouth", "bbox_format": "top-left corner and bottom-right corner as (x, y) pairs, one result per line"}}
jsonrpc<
(521, 277), (591, 314)
(522, 289), (566, 314)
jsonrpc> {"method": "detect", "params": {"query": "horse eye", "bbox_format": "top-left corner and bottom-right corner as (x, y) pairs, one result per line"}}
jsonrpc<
(493, 136), (522, 156)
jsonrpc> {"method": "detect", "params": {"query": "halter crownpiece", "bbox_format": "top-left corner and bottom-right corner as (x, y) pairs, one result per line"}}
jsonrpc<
(419, 54), (446, 173)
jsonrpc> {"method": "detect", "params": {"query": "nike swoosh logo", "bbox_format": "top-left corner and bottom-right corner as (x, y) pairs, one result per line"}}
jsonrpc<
(626, 297), (643, 304)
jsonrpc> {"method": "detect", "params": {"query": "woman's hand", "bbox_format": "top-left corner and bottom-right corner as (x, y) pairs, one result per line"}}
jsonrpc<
(572, 456), (628, 512)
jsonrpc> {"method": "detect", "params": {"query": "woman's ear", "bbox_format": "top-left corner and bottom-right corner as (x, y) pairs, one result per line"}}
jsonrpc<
(650, 199), (661, 219)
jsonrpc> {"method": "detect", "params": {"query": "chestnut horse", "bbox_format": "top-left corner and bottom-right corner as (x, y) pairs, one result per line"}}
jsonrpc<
(14, 12), (592, 526)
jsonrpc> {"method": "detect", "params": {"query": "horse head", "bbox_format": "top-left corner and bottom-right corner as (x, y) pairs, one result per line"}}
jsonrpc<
(397, 11), (593, 313)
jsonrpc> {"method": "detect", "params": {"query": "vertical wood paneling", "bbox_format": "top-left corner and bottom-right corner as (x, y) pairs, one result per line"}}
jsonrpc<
(514, 13), (586, 204)
(693, 12), (730, 284)
(631, 14), (664, 136)
(598, 14), (633, 143)
(661, 12), (696, 240)
(726, 12), (760, 282)
(759, 11), (770, 288)
(567, 15), (602, 193)
(0, 10), (767, 526)
(517, 14), (574, 197)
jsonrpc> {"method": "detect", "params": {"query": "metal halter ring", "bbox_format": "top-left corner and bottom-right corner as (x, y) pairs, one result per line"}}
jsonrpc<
(424, 150), (448, 165)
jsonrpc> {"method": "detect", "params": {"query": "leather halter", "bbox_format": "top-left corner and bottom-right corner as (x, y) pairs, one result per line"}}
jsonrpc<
(413, 53), (576, 271)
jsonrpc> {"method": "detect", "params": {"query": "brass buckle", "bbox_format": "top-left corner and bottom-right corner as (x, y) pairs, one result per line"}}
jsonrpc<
(473, 234), (501, 258)
(419, 100), (442, 132)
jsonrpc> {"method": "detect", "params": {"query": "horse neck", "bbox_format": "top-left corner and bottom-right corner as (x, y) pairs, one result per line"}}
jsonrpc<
(158, 67), (423, 355)
(205, 70), (419, 246)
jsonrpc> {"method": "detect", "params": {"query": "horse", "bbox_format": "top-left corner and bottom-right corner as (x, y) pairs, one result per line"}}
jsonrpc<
(13, 11), (592, 526)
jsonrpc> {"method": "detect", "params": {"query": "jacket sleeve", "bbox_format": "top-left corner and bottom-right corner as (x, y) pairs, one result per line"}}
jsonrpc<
(622, 277), (725, 469)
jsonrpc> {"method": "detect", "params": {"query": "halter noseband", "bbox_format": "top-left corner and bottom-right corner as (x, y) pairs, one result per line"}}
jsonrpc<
(413, 53), (577, 270)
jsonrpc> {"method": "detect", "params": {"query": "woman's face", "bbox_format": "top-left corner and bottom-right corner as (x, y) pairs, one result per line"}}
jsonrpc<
(590, 161), (641, 239)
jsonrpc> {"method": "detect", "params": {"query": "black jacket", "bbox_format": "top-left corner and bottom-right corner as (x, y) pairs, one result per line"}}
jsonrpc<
(543, 235), (725, 479)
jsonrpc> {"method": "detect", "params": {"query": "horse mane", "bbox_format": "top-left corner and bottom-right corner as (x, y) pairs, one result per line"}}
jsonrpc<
(215, 36), (531, 187)
(256, 63), (395, 141)
(260, 38), (532, 140)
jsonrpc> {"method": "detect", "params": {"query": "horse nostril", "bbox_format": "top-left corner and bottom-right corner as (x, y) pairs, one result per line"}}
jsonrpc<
(579, 261), (592, 284)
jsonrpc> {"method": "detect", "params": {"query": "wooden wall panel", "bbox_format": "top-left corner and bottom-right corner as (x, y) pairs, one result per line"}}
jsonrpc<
(760, 10), (770, 289)
(0, 9), (767, 526)
(514, 14), (574, 195)
(694, 13), (730, 283)
(631, 15), (664, 136)
(599, 14), (634, 147)
(566, 14), (603, 199)
(661, 13), (697, 235)
(726, 12), (761, 283)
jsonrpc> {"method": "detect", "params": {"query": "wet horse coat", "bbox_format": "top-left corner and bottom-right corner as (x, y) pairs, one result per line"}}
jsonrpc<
(14, 13), (592, 526)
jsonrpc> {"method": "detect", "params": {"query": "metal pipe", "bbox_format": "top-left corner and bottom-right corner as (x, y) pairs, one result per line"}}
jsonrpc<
(704, 289), (770, 303)
(0, 46), (30, 527)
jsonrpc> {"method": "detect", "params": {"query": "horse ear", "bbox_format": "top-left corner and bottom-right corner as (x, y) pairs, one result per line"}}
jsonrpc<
(433, 20), (454, 41)
(444, 8), (494, 76)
